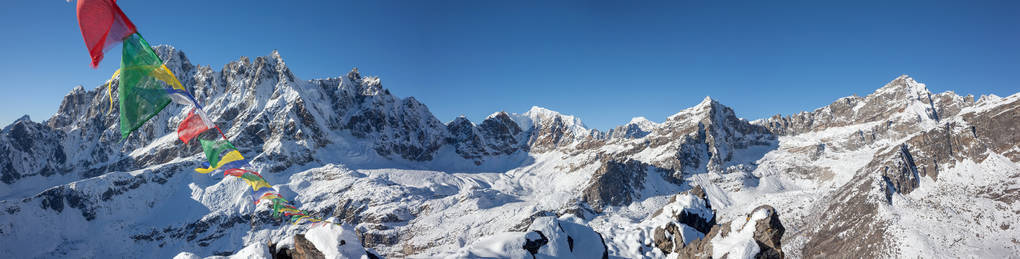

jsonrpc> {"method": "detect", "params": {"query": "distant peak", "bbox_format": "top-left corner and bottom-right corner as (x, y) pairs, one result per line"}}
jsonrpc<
(71, 85), (85, 93)
(527, 106), (554, 114)
(667, 96), (734, 121)
(449, 116), (472, 125)
(347, 67), (362, 80)
(524, 106), (576, 122)
(152, 44), (177, 54)
(486, 111), (510, 119)
(624, 116), (659, 132)
(878, 74), (928, 94)
(15, 115), (30, 122)
(891, 74), (918, 85)
(694, 96), (720, 109)
(977, 94), (1002, 103)
(629, 116), (652, 125)
(513, 105), (589, 132)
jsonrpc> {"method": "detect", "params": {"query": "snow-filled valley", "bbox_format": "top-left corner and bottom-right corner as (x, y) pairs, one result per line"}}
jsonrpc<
(1, 47), (1018, 258)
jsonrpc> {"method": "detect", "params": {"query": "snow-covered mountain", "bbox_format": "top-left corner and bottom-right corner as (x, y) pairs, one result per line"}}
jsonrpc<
(0, 47), (1017, 258)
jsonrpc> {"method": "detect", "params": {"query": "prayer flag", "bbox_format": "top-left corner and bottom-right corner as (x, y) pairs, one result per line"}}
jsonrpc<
(178, 109), (215, 143)
(200, 139), (236, 166)
(240, 172), (272, 191)
(118, 33), (177, 139)
(271, 198), (289, 217)
(77, 0), (137, 68)
(195, 150), (244, 174)
(219, 159), (250, 171)
(251, 188), (278, 204)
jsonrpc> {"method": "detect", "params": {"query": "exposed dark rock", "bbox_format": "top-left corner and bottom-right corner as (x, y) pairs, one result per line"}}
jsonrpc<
(333, 198), (367, 225)
(478, 112), (524, 154)
(446, 117), (487, 161)
(676, 224), (720, 259)
(652, 186), (717, 255)
(366, 250), (381, 259)
(751, 205), (785, 259)
(802, 175), (889, 258)
(522, 230), (548, 258)
(35, 185), (95, 221)
(293, 234), (325, 259)
(358, 228), (400, 247)
(653, 221), (684, 253)
(880, 144), (922, 197)
(675, 205), (785, 259)
(582, 160), (649, 211)
(962, 97), (1020, 162)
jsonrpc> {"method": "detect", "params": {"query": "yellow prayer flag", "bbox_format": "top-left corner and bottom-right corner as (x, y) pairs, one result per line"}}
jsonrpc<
(195, 150), (245, 174)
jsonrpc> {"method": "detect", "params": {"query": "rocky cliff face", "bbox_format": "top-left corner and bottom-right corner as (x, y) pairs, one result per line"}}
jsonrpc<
(772, 80), (1019, 258)
(445, 112), (527, 164)
(582, 160), (651, 211)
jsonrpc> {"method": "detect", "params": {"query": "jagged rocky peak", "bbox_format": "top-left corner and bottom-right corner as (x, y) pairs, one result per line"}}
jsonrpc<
(13, 115), (32, 124)
(0, 116), (67, 186)
(48, 83), (103, 131)
(660, 96), (768, 137)
(446, 112), (530, 162)
(342, 67), (385, 96)
(517, 106), (587, 131)
(270, 49), (283, 61)
(665, 96), (732, 124)
(483, 111), (519, 130)
(446, 116), (483, 160)
(480, 112), (523, 138)
(152, 45), (194, 75)
(755, 75), (963, 138)
(607, 116), (659, 139)
(630, 96), (775, 173)
(865, 75), (940, 119)
(447, 115), (472, 125)
(510, 106), (595, 152)
(876, 74), (928, 95)
(628, 116), (657, 128)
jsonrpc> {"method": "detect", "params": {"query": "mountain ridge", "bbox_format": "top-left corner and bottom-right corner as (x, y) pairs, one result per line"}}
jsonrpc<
(0, 46), (1017, 258)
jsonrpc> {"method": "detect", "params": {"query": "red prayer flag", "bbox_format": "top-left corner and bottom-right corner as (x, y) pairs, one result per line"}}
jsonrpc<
(178, 108), (214, 143)
(224, 168), (246, 177)
(224, 168), (263, 178)
(77, 0), (138, 68)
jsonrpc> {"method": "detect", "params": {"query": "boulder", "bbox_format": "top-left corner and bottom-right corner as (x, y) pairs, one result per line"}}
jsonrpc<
(292, 234), (325, 259)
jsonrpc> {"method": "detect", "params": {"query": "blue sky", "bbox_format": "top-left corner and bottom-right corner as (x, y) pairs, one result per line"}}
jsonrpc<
(1, 0), (1018, 130)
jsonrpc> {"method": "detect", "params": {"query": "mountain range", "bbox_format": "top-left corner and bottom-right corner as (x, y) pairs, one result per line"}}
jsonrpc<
(0, 47), (1017, 258)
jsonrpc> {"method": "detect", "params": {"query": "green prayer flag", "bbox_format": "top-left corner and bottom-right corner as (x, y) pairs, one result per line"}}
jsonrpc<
(271, 198), (289, 218)
(118, 33), (171, 139)
(200, 139), (236, 166)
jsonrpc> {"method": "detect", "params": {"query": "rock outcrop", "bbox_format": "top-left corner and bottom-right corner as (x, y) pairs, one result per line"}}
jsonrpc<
(291, 234), (325, 259)
(582, 160), (649, 211)
(680, 205), (785, 259)
(651, 186), (716, 255)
